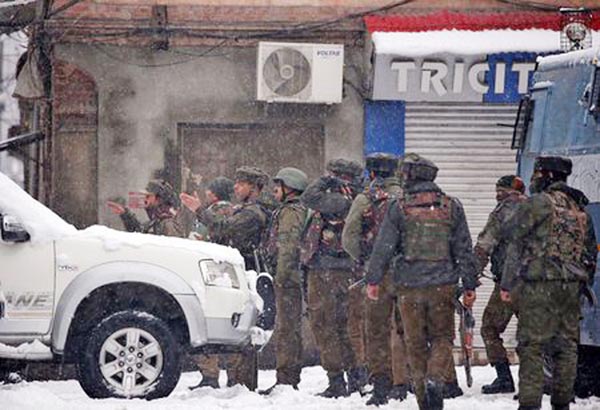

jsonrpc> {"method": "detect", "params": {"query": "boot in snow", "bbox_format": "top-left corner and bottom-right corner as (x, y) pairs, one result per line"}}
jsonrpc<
(366, 374), (391, 406)
(482, 361), (515, 394)
(347, 366), (368, 395)
(258, 382), (299, 395)
(189, 376), (219, 390)
(388, 383), (409, 401)
(424, 379), (444, 410)
(442, 380), (463, 398)
(317, 373), (349, 398)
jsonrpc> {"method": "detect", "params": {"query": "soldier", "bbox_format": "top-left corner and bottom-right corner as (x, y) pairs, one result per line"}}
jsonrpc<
(301, 158), (364, 398)
(341, 152), (410, 405)
(500, 156), (597, 410)
(366, 154), (478, 410)
(107, 179), (183, 237)
(259, 167), (309, 394)
(474, 175), (527, 394)
(180, 176), (235, 390)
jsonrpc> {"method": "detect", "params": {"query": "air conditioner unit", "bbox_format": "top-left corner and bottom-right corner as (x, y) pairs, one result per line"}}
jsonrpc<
(257, 42), (344, 104)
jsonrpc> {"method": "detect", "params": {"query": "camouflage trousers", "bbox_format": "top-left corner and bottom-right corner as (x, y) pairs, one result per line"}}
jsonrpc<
(195, 350), (256, 389)
(481, 283), (516, 365)
(348, 279), (367, 368)
(516, 281), (580, 408)
(273, 280), (303, 385)
(397, 284), (455, 410)
(307, 269), (356, 377)
(366, 274), (410, 385)
(195, 354), (220, 379)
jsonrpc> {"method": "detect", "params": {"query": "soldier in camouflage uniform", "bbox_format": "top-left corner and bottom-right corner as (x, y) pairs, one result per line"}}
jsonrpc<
(259, 167), (309, 394)
(341, 153), (410, 406)
(107, 179), (184, 237)
(301, 158), (364, 398)
(366, 154), (478, 410)
(181, 176), (235, 389)
(500, 156), (597, 410)
(473, 175), (527, 395)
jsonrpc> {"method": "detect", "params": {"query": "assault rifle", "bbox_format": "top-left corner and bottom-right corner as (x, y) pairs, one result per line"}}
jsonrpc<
(455, 287), (475, 388)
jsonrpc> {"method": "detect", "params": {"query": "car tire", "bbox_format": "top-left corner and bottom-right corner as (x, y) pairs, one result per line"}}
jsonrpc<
(76, 310), (182, 399)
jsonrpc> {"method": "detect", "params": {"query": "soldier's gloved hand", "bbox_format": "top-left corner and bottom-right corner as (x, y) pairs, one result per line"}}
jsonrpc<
(367, 284), (379, 301)
(463, 290), (476, 308)
(500, 289), (511, 303)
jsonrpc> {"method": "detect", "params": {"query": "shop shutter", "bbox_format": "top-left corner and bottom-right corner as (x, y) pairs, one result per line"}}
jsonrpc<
(404, 102), (519, 354)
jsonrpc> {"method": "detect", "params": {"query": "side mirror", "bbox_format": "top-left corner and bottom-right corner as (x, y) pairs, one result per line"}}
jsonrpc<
(1, 215), (30, 243)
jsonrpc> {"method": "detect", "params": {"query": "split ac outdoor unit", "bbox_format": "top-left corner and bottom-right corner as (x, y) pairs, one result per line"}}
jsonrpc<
(257, 42), (344, 104)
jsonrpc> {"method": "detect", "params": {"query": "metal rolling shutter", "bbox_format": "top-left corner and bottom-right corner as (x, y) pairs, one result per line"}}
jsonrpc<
(404, 102), (519, 355)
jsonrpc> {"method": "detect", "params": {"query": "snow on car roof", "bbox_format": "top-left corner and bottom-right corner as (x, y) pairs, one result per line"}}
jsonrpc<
(372, 29), (600, 57)
(0, 172), (244, 265)
(0, 171), (76, 243)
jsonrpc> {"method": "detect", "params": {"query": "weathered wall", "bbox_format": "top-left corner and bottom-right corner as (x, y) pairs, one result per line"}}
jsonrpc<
(53, 42), (365, 227)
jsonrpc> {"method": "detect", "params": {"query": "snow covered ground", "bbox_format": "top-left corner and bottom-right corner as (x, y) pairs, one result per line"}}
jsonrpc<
(1, 365), (599, 410)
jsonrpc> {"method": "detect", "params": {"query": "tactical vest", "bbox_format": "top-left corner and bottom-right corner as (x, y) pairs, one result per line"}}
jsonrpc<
(398, 191), (452, 262)
(543, 190), (587, 266)
(361, 188), (391, 257)
(265, 201), (306, 260)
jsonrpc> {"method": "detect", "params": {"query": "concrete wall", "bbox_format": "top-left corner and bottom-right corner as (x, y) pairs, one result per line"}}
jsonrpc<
(53, 42), (365, 227)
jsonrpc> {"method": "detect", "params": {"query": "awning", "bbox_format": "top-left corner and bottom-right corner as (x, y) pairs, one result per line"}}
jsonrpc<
(0, 131), (44, 153)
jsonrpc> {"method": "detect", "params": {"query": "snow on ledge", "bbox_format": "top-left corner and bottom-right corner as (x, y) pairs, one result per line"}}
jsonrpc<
(0, 340), (52, 360)
(372, 29), (600, 57)
(537, 47), (600, 71)
(0, 172), (76, 243)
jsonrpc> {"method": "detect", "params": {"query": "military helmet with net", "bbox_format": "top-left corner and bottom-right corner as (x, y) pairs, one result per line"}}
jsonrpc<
(208, 176), (234, 201)
(365, 152), (399, 175)
(235, 166), (269, 188)
(326, 158), (363, 179)
(496, 175), (525, 193)
(273, 167), (309, 192)
(400, 153), (439, 182)
(144, 179), (178, 206)
(534, 156), (573, 176)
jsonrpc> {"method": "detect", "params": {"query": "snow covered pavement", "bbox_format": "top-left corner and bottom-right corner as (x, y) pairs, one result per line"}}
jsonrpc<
(1, 365), (599, 410)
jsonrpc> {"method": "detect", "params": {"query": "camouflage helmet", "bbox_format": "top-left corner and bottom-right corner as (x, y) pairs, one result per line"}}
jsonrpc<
(273, 167), (309, 192)
(534, 156), (572, 176)
(365, 152), (399, 174)
(496, 175), (525, 193)
(207, 176), (234, 201)
(144, 179), (177, 206)
(400, 153), (438, 182)
(326, 158), (363, 179)
(235, 166), (269, 188)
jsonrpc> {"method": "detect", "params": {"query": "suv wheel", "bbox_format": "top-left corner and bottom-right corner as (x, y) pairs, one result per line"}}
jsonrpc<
(77, 310), (182, 399)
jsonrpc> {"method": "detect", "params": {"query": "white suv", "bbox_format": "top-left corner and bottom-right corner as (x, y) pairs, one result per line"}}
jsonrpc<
(0, 173), (261, 399)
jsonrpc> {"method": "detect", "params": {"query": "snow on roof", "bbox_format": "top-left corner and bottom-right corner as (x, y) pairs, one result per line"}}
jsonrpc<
(372, 29), (600, 57)
(537, 47), (600, 71)
(0, 172), (76, 243)
(75, 225), (244, 265)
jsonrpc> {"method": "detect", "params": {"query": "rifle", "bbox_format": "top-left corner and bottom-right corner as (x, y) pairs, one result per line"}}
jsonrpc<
(348, 277), (366, 290)
(455, 288), (475, 388)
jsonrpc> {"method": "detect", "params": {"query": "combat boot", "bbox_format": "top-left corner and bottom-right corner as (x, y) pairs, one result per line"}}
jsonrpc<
(347, 366), (368, 395)
(317, 373), (349, 398)
(517, 406), (540, 410)
(365, 374), (391, 406)
(482, 361), (515, 394)
(258, 382), (299, 395)
(424, 379), (444, 410)
(442, 380), (463, 398)
(189, 376), (219, 390)
(551, 405), (569, 410)
(388, 383), (409, 401)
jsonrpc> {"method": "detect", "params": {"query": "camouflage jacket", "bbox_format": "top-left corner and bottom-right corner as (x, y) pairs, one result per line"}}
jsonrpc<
(301, 175), (355, 270)
(366, 181), (478, 290)
(198, 198), (270, 271)
(195, 200), (234, 244)
(265, 197), (307, 286)
(474, 192), (527, 281)
(501, 181), (597, 291)
(342, 176), (403, 265)
(120, 206), (184, 237)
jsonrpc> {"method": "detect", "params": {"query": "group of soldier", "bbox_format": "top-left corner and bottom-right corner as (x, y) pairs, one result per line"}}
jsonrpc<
(106, 152), (597, 410)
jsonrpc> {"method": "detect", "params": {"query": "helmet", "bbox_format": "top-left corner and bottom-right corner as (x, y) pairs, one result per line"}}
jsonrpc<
(534, 156), (572, 176)
(144, 179), (177, 206)
(208, 176), (234, 201)
(235, 166), (269, 188)
(273, 167), (309, 192)
(496, 175), (525, 193)
(400, 153), (438, 182)
(326, 158), (363, 179)
(365, 152), (399, 174)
